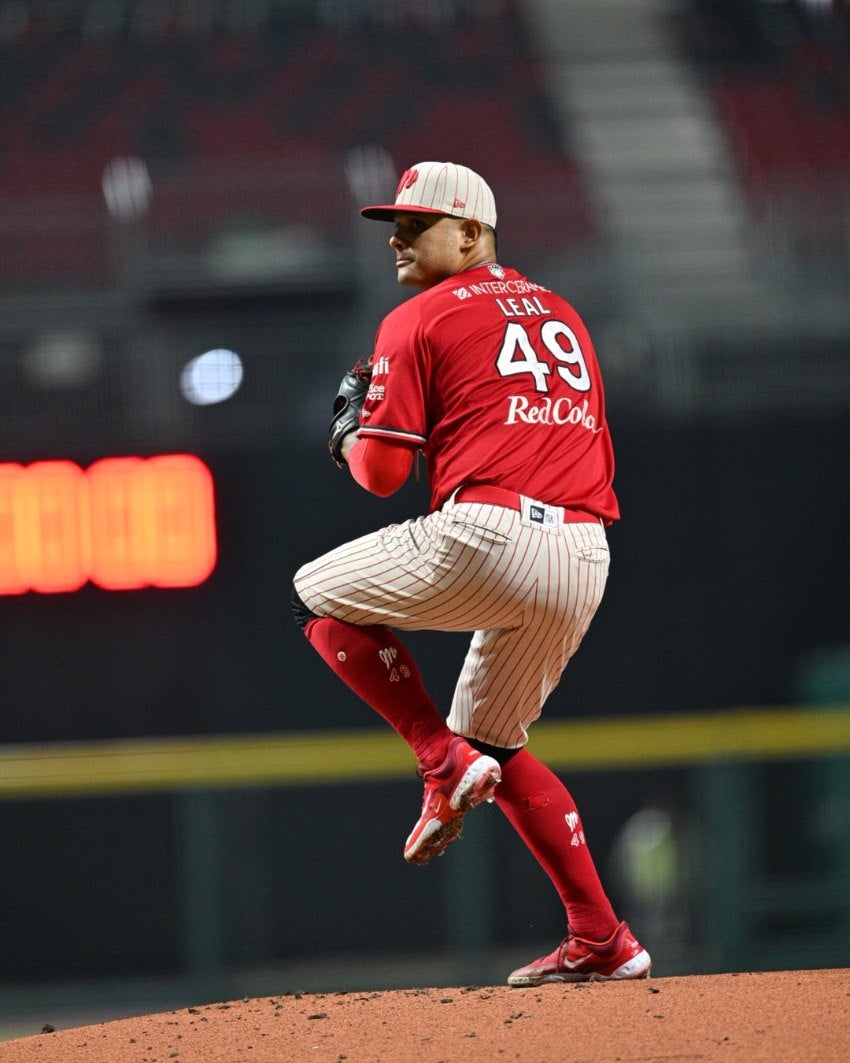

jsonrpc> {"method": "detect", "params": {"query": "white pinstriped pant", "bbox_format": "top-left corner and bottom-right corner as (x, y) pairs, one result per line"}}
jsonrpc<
(293, 495), (610, 749)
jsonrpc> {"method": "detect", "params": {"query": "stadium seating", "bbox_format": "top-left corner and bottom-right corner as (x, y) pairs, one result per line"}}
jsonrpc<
(0, 6), (597, 287)
(670, 1), (850, 204)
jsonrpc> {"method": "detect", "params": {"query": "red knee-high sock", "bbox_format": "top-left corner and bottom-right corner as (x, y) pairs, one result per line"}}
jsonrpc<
(304, 616), (452, 772)
(495, 749), (618, 941)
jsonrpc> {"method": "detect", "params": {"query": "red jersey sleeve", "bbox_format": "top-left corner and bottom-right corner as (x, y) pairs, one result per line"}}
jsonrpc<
(357, 300), (429, 447)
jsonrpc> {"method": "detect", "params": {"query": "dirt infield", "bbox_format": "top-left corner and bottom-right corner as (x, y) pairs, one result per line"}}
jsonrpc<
(0, 968), (847, 1062)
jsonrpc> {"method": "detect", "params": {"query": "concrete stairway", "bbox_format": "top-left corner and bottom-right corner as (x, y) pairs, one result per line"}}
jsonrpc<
(524, 0), (765, 328)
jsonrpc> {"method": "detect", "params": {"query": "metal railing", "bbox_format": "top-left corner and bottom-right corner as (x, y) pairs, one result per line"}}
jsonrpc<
(3, 705), (850, 800)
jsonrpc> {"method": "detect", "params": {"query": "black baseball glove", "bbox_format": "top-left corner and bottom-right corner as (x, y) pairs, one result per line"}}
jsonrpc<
(328, 359), (372, 466)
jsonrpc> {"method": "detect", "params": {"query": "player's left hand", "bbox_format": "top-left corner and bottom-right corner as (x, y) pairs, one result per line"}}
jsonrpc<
(329, 359), (372, 466)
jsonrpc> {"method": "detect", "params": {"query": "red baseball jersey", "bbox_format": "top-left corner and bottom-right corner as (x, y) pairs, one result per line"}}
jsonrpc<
(357, 262), (619, 520)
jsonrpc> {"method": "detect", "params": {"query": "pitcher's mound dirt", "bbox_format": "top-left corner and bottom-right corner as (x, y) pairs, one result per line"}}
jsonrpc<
(1, 968), (847, 1062)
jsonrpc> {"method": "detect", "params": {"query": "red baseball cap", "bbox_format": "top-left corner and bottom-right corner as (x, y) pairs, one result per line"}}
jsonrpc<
(360, 161), (497, 229)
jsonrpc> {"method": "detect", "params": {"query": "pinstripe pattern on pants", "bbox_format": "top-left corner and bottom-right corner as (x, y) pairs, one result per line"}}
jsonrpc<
(293, 497), (610, 749)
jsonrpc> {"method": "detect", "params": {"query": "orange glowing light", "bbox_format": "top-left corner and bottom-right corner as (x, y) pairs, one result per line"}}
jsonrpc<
(0, 455), (216, 594)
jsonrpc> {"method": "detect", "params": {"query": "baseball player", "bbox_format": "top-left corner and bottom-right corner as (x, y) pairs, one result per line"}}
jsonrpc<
(292, 161), (650, 986)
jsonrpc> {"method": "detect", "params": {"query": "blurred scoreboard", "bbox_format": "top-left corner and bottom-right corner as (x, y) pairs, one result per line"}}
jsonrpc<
(0, 453), (216, 593)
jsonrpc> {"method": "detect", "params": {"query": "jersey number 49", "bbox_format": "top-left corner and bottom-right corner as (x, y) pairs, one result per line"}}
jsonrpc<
(496, 321), (591, 394)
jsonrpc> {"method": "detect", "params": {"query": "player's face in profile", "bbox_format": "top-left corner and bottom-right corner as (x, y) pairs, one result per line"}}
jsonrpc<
(389, 214), (467, 289)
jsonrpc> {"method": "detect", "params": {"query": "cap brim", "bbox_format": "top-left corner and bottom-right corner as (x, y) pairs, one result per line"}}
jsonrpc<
(360, 204), (451, 221)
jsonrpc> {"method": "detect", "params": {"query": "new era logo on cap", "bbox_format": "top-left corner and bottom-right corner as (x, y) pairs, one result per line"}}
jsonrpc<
(361, 161), (497, 229)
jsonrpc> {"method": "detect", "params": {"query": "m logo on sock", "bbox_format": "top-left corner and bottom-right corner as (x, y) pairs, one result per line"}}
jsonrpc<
(565, 811), (586, 847)
(379, 646), (398, 669)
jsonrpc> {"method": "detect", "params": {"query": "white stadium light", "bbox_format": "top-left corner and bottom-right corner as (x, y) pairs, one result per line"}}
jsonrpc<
(180, 349), (244, 406)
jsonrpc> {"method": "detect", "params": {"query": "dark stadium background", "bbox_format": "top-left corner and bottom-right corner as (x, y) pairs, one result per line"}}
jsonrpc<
(0, 0), (848, 1021)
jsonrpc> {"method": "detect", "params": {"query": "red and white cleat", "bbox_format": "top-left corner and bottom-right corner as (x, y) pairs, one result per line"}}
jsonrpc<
(403, 737), (501, 865)
(508, 921), (651, 987)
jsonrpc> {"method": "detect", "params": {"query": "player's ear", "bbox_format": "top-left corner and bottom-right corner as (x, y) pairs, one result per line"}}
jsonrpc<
(459, 219), (483, 247)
